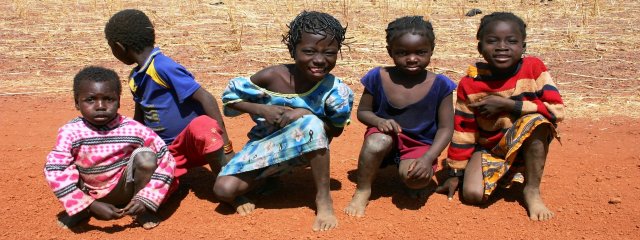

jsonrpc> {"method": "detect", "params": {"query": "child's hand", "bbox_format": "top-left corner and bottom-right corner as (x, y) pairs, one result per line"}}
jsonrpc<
(376, 119), (402, 134)
(468, 95), (514, 118)
(278, 108), (312, 128)
(261, 105), (293, 126)
(407, 157), (434, 180)
(435, 176), (460, 200)
(122, 199), (147, 216)
(88, 201), (124, 220)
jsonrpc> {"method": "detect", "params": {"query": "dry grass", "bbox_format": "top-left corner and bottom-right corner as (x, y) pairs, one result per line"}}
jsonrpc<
(0, 0), (638, 117)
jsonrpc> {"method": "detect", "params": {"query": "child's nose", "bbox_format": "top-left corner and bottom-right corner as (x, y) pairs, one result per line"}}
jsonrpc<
(312, 54), (326, 65)
(96, 100), (107, 110)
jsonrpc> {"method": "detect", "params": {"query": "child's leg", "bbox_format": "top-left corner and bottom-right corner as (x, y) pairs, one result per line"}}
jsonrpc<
(461, 151), (485, 204)
(521, 125), (554, 221)
(122, 150), (161, 229)
(398, 159), (432, 199)
(205, 149), (227, 174)
(213, 171), (259, 216)
(398, 159), (432, 189)
(344, 133), (392, 217)
(306, 148), (338, 231)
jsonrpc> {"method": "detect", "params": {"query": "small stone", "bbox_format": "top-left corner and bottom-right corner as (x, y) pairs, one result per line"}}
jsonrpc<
(595, 177), (603, 182)
(609, 197), (622, 204)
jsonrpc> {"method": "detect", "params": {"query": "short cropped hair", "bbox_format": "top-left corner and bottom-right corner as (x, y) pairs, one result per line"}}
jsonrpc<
(104, 9), (155, 53)
(73, 66), (121, 101)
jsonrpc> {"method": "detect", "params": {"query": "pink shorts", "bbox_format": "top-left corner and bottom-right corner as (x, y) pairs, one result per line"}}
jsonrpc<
(364, 127), (437, 171)
(169, 115), (224, 178)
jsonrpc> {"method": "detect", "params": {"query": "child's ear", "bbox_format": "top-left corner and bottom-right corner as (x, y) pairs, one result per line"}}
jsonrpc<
(522, 42), (527, 50)
(74, 101), (80, 110)
(386, 45), (392, 57)
(477, 42), (482, 53)
(114, 42), (127, 53)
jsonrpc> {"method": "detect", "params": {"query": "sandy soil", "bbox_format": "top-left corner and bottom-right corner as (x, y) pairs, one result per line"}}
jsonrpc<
(1, 95), (638, 239)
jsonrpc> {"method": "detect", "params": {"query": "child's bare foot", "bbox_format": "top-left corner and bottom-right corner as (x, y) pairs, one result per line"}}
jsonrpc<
(56, 210), (90, 229)
(233, 195), (256, 216)
(523, 185), (554, 221)
(133, 211), (160, 229)
(344, 189), (371, 217)
(313, 197), (338, 231)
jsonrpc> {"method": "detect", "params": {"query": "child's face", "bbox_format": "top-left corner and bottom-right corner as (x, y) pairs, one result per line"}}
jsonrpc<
(387, 33), (433, 75)
(75, 80), (120, 126)
(293, 32), (340, 82)
(108, 41), (136, 65)
(478, 21), (525, 71)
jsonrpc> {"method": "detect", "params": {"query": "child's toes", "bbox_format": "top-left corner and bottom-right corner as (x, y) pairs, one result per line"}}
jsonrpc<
(134, 212), (160, 230)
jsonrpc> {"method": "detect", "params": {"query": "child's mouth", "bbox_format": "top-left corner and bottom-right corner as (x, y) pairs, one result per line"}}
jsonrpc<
(309, 67), (325, 74)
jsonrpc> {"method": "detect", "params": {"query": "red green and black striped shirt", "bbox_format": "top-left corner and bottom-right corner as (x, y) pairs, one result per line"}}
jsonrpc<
(446, 56), (564, 170)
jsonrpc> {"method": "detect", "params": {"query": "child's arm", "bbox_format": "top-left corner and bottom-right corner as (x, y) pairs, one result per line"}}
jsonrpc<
(469, 59), (564, 122)
(44, 127), (96, 216)
(226, 101), (294, 126)
(357, 89), (402, 134)
(407, 93), (455, 179)
(191, 87), (232, 147)
(133, 102), (144, 124)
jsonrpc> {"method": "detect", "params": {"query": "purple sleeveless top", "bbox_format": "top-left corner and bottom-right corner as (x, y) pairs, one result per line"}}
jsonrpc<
(361, 67), (457, 144)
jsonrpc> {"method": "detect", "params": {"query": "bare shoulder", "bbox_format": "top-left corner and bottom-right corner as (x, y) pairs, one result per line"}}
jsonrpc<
(250, 64), (289, 88)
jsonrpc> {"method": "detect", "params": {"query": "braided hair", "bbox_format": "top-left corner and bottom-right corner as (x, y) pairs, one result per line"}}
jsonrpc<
(73, 66), (121, 101)
(476, 12), (526, 40)
(282, 11), (347, 58)
(104, 9), (155, 53)
(385, 16), (435, 50)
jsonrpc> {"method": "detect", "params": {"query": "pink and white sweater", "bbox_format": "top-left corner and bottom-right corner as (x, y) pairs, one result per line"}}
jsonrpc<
(44, 115), (175, 216)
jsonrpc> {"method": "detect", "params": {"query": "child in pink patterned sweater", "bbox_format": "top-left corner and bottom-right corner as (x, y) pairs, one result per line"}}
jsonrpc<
(44, 66), (175, 229)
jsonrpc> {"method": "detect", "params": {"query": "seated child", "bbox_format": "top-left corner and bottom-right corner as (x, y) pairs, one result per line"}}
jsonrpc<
(214, 11), (353, 231)
(104, 9), (233, 188)
(436, 12), (565, 221)
(344, 16), (457, 218)
(44, 66), (175, 229)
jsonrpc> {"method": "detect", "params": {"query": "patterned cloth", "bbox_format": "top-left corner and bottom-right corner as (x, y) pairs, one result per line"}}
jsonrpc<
(44, 115), (175, 216)
(480, 113), (554, 196)
(447, 56), (564, 170)
(128, 47), (205, 144)
(220, 75), (354, 176)
(360, 67), (457, 144)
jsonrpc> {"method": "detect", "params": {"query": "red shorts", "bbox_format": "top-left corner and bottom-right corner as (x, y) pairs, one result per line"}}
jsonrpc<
(169, 115), (224, 178)
(364, 127), (437, 171)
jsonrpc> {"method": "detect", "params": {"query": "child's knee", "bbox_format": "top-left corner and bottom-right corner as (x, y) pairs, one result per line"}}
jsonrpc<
(363, 133), (393, 154)
(462, 185), (484, 204)
(213, 177), (238, 200)
(133, 151), (158, 172)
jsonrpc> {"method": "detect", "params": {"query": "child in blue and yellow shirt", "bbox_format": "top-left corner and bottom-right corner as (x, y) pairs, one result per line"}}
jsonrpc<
(104, 9), (234, 191)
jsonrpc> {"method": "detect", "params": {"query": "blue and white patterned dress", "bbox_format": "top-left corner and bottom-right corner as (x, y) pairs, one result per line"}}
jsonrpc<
(220, 74), (354, 178)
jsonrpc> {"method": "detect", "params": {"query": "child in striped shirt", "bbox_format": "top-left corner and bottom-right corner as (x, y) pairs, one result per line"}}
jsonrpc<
(437, 12), (564, 221)
(44, 66), (175, 229)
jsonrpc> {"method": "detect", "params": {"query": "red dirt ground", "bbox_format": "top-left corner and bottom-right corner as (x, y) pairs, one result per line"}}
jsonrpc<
(1, 95), (638, 239)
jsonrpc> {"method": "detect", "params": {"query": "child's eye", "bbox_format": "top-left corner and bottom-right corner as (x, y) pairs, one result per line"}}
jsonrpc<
(84, 98), (94, 103)
(302, 49), (315, 55)
(417, 50), (429, 56)
(324, 51), (337, 57)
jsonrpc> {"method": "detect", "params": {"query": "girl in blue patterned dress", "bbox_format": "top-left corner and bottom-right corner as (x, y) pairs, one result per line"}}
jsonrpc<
(213, 11), (353, 232)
